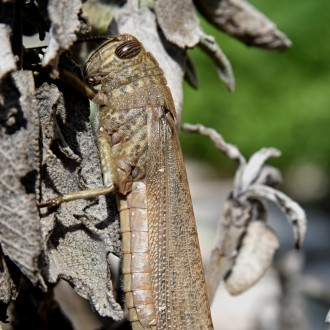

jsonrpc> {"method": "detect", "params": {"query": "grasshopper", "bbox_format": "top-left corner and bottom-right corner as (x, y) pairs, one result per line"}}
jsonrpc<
(39, 34), (213, 330)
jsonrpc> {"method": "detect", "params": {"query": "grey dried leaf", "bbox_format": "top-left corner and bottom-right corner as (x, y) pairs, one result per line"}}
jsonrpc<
(155, 0), (201, 48)
(198, 33), (235, 91)
(219, 201), (251, 269)
(205, 197), (253, 302)
(184, 124), (307, 300)
(43, 0), (89, 68)
(37, 78), (123, 319)
(115, 4), (186, 119)
(0, 24), (16, 79)
(218, 146), (306, 295)
(239, 148), (281, 192)
(243, 185), (307, 248)
(195, 0), (292, 51)
(255, 165), (283, 187)
(182, 123), (244, 163)
(225, 221), (279, 295)
(0, 71), (45, 287)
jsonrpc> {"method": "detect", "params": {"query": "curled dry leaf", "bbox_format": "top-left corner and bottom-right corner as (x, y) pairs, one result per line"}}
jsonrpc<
(183, 124), (307, 301)
(182, 123), (244, 163)
(195, 0), (292, 50)
(198, 33), (235, 92)
(243, 185), (307, 248)
(225, 221), (279, 295)
(226, 155), (306, 295)
(238, 148), (281, 192)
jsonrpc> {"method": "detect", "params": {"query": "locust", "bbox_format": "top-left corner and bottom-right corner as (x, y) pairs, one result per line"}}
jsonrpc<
(39, 34), (214, 330)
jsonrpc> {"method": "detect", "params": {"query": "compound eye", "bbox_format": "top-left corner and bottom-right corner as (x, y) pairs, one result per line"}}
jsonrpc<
(115, 39), (142, 59)
(86, 76), (98, 86)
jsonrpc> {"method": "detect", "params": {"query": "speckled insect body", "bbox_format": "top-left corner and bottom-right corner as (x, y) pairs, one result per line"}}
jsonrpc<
(40, 34), (213, 330)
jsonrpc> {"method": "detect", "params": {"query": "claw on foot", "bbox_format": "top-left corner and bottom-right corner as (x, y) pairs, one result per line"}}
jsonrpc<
(37, 197), (63, 208)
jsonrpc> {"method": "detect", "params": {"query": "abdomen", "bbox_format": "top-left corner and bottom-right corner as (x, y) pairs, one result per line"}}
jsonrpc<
(118, 181), (157, 330)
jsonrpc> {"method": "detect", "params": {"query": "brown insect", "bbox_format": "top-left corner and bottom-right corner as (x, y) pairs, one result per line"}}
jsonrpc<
(39, 34), (213, 330)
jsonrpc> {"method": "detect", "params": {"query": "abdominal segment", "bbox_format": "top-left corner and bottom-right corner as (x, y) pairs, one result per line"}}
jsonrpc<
(118, 181), (157, 330)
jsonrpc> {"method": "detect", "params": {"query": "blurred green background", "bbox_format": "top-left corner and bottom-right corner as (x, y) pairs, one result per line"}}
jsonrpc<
(181, 0), (330, 187)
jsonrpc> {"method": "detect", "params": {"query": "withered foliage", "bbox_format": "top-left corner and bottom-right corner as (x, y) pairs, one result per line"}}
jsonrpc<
(0, 0), (303, 328)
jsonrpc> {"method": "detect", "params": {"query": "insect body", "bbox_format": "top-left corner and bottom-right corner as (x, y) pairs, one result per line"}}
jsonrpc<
(40, 34), (213, 330)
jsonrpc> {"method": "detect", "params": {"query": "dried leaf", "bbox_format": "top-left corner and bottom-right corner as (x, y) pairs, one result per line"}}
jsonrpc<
(204, 198), (251, 302)
(239, 148), (281, 191)
(254, 165), (283, 187)
(182, 123), (244, 163)
(43, 0), (90, 68)
(184, 124), (307, 301)
(225, 221), (279, 295)
(195, 0), (292, 50)
(243, 185), (307, 248)
(37, 68), (122, 319)
(198, 33), (235, 92)
(0, 71), (45, 287)
(155, 0), (201, 48)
